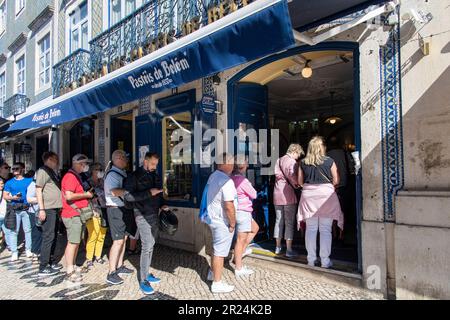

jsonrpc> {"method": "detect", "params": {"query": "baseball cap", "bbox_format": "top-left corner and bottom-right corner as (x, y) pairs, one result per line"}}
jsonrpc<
(72, 154), (92, 164)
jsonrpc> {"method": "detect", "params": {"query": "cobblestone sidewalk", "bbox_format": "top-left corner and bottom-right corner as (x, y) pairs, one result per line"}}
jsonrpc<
(0, 245), (383, 300)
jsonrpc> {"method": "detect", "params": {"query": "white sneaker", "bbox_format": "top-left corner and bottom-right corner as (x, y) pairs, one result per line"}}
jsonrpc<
(10, 252), (18, 262)
(207, 269), (214, 281)
(26, 250), (33, 258)
(321, 260), (333, 269)
(235, 265), (254, 277)
(211, 281), (234, 293)
(275, 247), (282, 255)
(242, 247), (253, 258)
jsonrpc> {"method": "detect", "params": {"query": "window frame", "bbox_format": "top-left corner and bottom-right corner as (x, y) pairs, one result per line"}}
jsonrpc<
(14, 48), (26, 95)
(0, 67), (6, 117)
(15, 0), (25, 19)
(65, 0), (91, 55)
(0, 0), (6, 38)
(35, 21), (52, 95)
(103, 0), (146, 30)
(154, 89), (200, 208)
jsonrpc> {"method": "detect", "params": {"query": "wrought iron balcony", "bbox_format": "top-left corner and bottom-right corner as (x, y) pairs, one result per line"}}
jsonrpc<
(90, 0), (253, 76)
(52, 49), (92, 98)
(2, 94), (30, 119)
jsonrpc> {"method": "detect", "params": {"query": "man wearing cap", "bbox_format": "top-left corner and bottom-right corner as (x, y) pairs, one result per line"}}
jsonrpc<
(104, 149), (134, 285)
(61, 154), (94, 283)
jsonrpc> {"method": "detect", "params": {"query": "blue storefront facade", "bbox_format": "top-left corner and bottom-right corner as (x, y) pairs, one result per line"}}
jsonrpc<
(2, 0), (449, 299)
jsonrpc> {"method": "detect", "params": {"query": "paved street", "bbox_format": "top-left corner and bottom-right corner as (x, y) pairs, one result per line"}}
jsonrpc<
(0, 243), (383, 300)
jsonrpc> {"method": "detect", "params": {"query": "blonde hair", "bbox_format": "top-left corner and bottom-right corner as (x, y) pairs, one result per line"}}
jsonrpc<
(303, 136), (326, 166)
(286, 143), (304, 157)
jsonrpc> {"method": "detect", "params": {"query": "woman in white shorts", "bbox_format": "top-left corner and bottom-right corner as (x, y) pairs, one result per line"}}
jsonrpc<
(231, 157), (259, 276)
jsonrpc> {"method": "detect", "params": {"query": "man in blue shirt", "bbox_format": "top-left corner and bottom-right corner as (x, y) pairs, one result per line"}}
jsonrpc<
(3, 162), (33, 262)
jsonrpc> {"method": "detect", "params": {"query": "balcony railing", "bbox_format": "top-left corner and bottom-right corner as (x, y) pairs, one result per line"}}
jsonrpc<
(52, 49), (92, 98)
(2, 94), (30, 119)
(90, 0), (253, 75)
(52, 0), (254, 97)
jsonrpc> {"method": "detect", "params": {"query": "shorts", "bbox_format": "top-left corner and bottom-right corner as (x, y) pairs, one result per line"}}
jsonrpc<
(62, 216), (83, 244)
(236, 211), (252, 233)
(107, 207), (127, 241)
(209, 220), (234, 257)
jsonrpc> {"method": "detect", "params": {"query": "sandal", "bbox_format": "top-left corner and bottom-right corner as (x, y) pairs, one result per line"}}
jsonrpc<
(65, 271), (82, 283)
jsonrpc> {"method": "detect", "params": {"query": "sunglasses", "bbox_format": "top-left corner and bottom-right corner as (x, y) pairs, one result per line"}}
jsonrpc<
(12, 167), (22, 171)
(1, 166), (10, 170)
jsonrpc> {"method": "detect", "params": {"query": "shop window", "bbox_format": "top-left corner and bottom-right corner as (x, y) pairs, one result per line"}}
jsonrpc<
(70, 118), (95, 161)
(162, 111), (193, 202)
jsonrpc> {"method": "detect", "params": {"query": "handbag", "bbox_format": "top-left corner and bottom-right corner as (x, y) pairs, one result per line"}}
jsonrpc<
(4, 203), (17, 231)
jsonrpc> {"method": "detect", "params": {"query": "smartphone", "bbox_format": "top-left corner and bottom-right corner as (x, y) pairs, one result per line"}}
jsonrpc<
(16, 192), (22, 198)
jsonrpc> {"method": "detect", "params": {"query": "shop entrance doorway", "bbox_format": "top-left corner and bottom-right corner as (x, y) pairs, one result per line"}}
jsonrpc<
(228, 43), (361, 273)
(110, 111), (134, 170)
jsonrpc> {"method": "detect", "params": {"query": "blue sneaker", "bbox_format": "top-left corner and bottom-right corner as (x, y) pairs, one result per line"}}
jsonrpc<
(146, 273), (161, 284)
(140, 280), (155, 295)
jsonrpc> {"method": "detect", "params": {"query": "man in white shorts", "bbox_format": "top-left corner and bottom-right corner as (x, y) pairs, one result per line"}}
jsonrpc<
(206, 153), (237, 293)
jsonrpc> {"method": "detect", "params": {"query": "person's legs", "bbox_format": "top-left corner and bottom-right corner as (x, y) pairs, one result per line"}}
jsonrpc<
(245, 219), (259, 247)
(94, 223), (107, 259)
(109, 239), (124, 272)
(1, 224), (10, 248)
(274, 206), (285, 249)
(85, 218), (98, 261)
(17, 211), (32, 252)
(62, 216), (82, 275)
(318, 218), (333, 267)
(305, 216), (319, 265)
(135, 214), (156, 283)
(284, 205), (297, 253)
(107, 207), (126, 273)
(39, 209), (57, 270)
(117, 235), (127, 267)
(234, 232), (248, 270)
(29, 212), (43, 255)
(5, 226), (17, 255)
(212, 256), (225, 282)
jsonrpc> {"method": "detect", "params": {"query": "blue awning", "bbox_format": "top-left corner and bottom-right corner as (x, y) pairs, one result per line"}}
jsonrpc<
(8, 0), (295, 132)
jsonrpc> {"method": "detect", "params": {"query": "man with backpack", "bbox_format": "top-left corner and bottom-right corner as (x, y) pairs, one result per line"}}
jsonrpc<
(201, 153), (237, 293)
(104, 150), (134, 285)
(35, 151), (63, 276)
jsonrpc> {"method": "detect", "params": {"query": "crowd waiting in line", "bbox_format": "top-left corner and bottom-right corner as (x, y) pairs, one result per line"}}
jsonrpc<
(0, 135), (346, 295)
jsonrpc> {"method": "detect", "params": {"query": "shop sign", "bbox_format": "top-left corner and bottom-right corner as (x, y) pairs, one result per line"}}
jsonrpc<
(201, 95), (216, 114)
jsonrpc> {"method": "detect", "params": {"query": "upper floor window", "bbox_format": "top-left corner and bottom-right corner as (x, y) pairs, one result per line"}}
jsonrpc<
(15, 0), (25, 17)
(69, 1), (88, 53)
(109, 0), (137, 26)
(38, 33), (51, 89)
(15, 55), (25, 94)
(0, 72), (6, 113)
(0, 1), (6, 35)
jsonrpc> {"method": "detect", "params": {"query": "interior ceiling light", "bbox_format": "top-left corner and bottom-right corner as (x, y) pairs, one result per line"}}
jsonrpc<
(324, 91), (342, 125)
(301, 60), (312, 78)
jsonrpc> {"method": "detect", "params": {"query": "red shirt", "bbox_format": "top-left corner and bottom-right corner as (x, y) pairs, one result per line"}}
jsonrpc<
(61, 171), (88, 218)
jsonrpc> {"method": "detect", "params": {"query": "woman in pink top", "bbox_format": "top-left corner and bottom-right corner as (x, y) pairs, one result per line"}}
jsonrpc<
(231, 157), (259, 277)
(273, 144), (304, 257)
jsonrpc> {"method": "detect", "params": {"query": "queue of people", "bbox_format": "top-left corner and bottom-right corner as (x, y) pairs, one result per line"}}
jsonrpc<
(0, 149), (171, 296)
(0, 135), (345, 296)
(201, 136), (345, 293)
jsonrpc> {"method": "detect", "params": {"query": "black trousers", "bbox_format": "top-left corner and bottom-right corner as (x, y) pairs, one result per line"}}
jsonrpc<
(39, 209), (59, 270)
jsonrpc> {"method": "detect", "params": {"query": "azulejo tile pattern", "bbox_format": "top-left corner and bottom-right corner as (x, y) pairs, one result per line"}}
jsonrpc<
(380, 10), (404, 222)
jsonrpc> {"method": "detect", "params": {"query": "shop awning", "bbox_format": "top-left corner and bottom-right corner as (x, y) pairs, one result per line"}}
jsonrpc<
(289, 0), (389, 31)
(8, 0), (295, 132)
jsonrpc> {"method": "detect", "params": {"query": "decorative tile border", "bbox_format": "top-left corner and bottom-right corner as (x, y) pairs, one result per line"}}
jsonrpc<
(379, 11), (404, 221)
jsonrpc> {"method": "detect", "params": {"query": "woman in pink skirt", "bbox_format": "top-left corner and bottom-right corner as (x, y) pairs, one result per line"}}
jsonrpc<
(297, 136), (344, 268)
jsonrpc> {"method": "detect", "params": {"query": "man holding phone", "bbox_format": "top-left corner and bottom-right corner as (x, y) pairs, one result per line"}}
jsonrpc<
(3, 162), (33, 261)
(123, 152), (169, 295)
